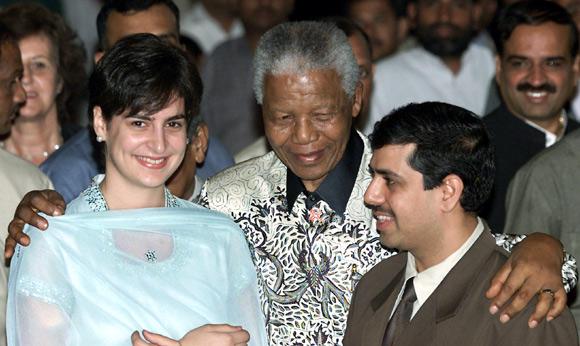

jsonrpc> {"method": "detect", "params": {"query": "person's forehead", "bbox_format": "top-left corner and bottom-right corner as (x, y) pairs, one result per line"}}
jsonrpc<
(417, 0), (473, 9)
(505, 23), (571, 53)
(350, 0), (392, 12)
(105, 4), (178, 45)
(0, 41), (21, 76)
(372, 144), (416, 169)
(264, 69), (344, 96)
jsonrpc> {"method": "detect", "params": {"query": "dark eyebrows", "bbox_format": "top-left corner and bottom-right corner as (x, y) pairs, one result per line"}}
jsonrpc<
(368, 164), (401, 179)
(125, 113), (186, 121)
(167, 114), (186, 121)
(505, 55), (527, 61)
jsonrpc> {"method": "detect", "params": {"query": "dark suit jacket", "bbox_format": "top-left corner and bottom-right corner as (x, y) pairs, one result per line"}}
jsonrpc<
(343, 230), (578, 346)
(481, 104), (580, 233)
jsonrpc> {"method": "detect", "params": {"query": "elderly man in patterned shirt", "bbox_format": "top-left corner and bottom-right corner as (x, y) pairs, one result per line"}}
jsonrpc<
(5, 21), (578, 346)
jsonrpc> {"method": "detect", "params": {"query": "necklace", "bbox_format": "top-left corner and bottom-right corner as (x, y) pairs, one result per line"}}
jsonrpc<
(41, 144), (60, 158)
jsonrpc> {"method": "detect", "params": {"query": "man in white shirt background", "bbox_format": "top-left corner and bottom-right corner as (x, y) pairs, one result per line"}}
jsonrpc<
(367, 0), (495, 133)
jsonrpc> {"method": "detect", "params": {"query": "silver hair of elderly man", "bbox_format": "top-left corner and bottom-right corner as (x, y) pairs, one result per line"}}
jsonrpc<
(253, 21), (360, 104)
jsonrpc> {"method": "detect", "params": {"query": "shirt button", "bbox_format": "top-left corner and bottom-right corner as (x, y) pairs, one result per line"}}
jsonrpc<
(308, 195), (316, 201)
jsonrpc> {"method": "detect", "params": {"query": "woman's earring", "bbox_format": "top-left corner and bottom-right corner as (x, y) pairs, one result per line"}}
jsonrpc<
(96, 136), (103, 143)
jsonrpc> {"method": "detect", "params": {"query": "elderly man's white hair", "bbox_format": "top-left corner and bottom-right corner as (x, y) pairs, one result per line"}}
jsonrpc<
(253, 21), (360, 104)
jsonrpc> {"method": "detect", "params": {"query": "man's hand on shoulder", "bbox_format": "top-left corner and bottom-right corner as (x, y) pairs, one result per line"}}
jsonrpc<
(486, 233), (566, 328)
(5, 189), (66, 260)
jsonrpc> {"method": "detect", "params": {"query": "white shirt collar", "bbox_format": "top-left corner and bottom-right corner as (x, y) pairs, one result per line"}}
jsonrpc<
(400, 218), (485, 318)
(523, 110), (567, 147)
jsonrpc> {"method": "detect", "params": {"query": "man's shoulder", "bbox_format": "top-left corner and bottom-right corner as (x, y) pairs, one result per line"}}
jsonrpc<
(208, 151), (283, 183)
(0, 148), (52, 190)
(483, 106), (537, 140)
(464, 42), (495, 63)
(204, 151), (286, 210)
(516, 128), (580, 179)
(374, 47), (425, 76)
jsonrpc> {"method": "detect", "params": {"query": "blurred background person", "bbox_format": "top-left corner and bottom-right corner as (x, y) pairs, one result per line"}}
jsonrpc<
(347, 0), (409, 61)
(180, 0), (244, 55)
(0, 3), (87, 166)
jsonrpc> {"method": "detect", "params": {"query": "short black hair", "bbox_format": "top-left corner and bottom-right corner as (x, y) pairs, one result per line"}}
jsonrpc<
(96, 0), (180, 50)
(369, 102), (495, 212)
(89, 33), (202, 131)
(494, 0), (578, 58)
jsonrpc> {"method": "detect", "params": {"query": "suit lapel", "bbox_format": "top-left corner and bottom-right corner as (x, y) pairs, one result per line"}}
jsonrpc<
(396, 227), (499, 345)
(432, 228), (497, 323)
(362, 253), (407, 346)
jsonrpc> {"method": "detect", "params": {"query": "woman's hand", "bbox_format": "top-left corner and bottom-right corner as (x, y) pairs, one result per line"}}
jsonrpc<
(131, 324), (250, 346)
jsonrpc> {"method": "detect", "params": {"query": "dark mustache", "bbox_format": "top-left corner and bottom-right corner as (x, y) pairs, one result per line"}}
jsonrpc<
(516, 83), (556, 93)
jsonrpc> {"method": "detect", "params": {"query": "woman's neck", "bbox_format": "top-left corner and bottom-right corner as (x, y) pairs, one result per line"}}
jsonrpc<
(100, 176), (166, 211)
(3, 109), (62, 165)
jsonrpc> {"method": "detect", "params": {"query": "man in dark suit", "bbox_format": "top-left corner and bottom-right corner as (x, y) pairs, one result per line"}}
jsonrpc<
(343, 102), (578, 346)
(481, 1), (580, 233)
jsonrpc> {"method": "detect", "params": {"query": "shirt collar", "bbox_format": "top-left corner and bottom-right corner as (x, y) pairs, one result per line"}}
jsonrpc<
(286, 129), (363, 216)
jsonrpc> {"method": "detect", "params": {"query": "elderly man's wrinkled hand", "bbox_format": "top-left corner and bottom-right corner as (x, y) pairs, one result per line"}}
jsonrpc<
(5, 189), (65, 260)
(486, 233), (566, 328)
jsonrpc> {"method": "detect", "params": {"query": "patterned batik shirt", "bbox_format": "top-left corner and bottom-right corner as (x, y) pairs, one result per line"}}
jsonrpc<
(200, 134), (577, 346)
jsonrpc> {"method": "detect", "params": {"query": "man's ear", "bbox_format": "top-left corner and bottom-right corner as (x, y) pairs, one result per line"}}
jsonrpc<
(191, 122), (209, 165)
(92, 106), (108, 141)
(494, 55), (502, 86)
(440, 174), (464, 213)
(572, 55), (580, 81)
(351, 81), (364, 119)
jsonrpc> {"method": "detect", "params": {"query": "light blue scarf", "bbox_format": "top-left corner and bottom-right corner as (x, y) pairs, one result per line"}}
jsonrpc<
(7, 206), (266, 345)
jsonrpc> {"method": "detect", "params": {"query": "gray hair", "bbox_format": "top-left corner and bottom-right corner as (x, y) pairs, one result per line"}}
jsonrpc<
(253, 21), (360, 104)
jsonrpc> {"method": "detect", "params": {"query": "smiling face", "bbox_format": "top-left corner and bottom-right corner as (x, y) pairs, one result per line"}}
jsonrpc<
(93, 97), (188, 194)
(262, 69), (362, 192)
(496, 22), (579, 123)
(364, 144), (440, 251)
(17, 34), (62, 121)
